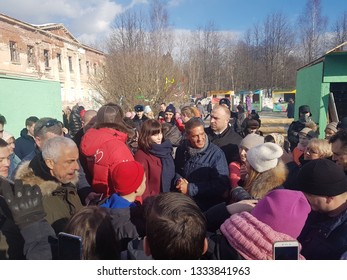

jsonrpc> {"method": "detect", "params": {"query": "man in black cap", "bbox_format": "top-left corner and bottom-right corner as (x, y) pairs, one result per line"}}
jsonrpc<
(287, 104), (314, 152)
(219, 98), (231, 109)
(298, 158), (347, 260)
(162, 104), (182, 148)
(164, 104), (176, 125)
(133, 105), (148, 130)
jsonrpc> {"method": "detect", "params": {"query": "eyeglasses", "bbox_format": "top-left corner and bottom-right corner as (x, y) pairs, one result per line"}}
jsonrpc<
(305, 147), (319, 155)
(36, 119), (62, 132)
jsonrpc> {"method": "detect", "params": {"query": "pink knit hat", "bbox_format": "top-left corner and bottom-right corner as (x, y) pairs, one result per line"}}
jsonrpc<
(221, 211), (306, 260)
(251, 189), (311, 238)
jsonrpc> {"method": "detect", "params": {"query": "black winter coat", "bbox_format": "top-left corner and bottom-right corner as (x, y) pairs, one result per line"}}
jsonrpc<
(68, 105), (83, 137)
(287, 120), (306, 151)
(14, 128), (36, 160)
(205, 125), (242, 165)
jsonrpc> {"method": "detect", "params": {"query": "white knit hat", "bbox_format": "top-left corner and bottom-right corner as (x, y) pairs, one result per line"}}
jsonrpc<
(247, 142), (283, 173)
(144, 105), (152, 114)
(240, 133), (264, 150)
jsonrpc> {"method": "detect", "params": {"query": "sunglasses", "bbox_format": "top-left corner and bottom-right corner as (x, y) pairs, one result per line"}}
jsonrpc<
(36, 119), (62, 132)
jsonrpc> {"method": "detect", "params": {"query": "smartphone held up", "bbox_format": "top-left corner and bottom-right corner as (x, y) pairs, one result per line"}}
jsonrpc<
(273, 240), (299, 260)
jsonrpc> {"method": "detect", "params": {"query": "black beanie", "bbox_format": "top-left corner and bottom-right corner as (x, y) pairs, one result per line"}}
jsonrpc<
(165, 104), (176, 115)
(298, 159), (347, 196)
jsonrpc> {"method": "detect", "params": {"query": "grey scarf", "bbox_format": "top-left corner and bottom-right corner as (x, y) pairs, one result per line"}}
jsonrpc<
(187, 134), (209, 157)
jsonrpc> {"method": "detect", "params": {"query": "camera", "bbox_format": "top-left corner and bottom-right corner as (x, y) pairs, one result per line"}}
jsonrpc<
(229, 186), (252, 203)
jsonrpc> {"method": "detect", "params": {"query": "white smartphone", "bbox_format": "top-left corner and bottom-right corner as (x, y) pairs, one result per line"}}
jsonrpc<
(58, 232), (83, 260)
(273, 240), (299, 260)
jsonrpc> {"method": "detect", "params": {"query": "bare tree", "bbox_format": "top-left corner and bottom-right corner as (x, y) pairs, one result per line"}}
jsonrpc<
(184, 22), (229, 97)
(331, 11), (347, 47)
(90, 0), (338, 111)
(98, 0), (184, 111)
(231, 12), (296, 92)
(298, 0), (328, 63)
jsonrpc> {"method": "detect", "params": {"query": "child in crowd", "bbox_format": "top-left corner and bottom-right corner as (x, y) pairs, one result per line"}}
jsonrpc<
(99, 161), (147, 251)
(64, 206), (120, 260)
(143, 192), (208, 260)
(99, 161), (146, 209)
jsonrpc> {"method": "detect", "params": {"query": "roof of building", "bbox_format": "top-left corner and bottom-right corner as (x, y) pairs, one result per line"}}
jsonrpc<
(0, 13), (104, 55)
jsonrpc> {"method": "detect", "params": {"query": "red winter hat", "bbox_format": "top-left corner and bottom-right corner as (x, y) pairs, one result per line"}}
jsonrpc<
(111, 161), (145, 195)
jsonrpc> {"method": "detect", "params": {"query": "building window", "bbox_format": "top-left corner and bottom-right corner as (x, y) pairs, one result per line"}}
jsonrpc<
(9, 41), (19, 63)
(57, 53), (62, 70)
(86, 61), (90, 75)
(68, 56), (73, 72)
(79, 59), (82, 74)
(93, 63), (97, 75)
(44, 49), (49, 68)
(27, 45), (34, 65)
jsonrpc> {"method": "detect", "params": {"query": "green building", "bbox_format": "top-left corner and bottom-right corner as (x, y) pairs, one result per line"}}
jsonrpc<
(0, 75), (62, 138)
(295, 42), (347, 138)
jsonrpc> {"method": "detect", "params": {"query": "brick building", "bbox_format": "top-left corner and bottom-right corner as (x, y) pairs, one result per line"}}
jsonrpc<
(0, 13), (105, 110)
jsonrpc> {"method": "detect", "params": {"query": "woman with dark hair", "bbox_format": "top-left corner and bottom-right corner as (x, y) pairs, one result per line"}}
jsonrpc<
(134, 119), (175, 200)
(80, 103), (136, 197)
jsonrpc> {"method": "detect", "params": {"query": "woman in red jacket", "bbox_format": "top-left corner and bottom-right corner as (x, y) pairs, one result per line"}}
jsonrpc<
(134, 119), (175, 200)
(80, 103), (136, 197)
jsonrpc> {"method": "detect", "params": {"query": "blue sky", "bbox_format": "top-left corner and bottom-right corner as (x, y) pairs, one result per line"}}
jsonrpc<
(0, 0), (346, 44)
(167, 0), (346, 32)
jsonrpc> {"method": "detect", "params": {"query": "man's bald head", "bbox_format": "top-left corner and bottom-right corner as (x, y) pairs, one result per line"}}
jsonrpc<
(210, 105), (230, 133)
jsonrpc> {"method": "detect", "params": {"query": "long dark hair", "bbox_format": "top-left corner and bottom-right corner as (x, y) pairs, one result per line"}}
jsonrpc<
(95, 103), (135, 138)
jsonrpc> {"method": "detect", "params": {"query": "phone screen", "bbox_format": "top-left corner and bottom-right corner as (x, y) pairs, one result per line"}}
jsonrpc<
(58, 232), (83, 260)
(274, 245), (299, 260)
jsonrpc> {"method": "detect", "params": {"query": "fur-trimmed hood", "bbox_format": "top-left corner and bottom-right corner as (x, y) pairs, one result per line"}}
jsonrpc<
(15, 161), (78, 196)
(245, 160), (288, 200)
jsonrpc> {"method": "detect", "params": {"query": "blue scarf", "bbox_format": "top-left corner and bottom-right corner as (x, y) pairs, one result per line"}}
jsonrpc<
(149, 140), (175, 192)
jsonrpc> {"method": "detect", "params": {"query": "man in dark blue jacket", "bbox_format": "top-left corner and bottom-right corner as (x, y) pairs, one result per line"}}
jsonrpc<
(174, 117), (229, 212)
(14, 116), (38, 160)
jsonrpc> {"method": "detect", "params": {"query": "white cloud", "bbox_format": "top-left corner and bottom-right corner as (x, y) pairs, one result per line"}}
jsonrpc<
(168, 0), (184, 7)
(0, 0), (148, 46)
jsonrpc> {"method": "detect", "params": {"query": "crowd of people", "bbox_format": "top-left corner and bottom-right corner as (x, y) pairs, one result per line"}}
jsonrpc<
(0, 99), (347, 260)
